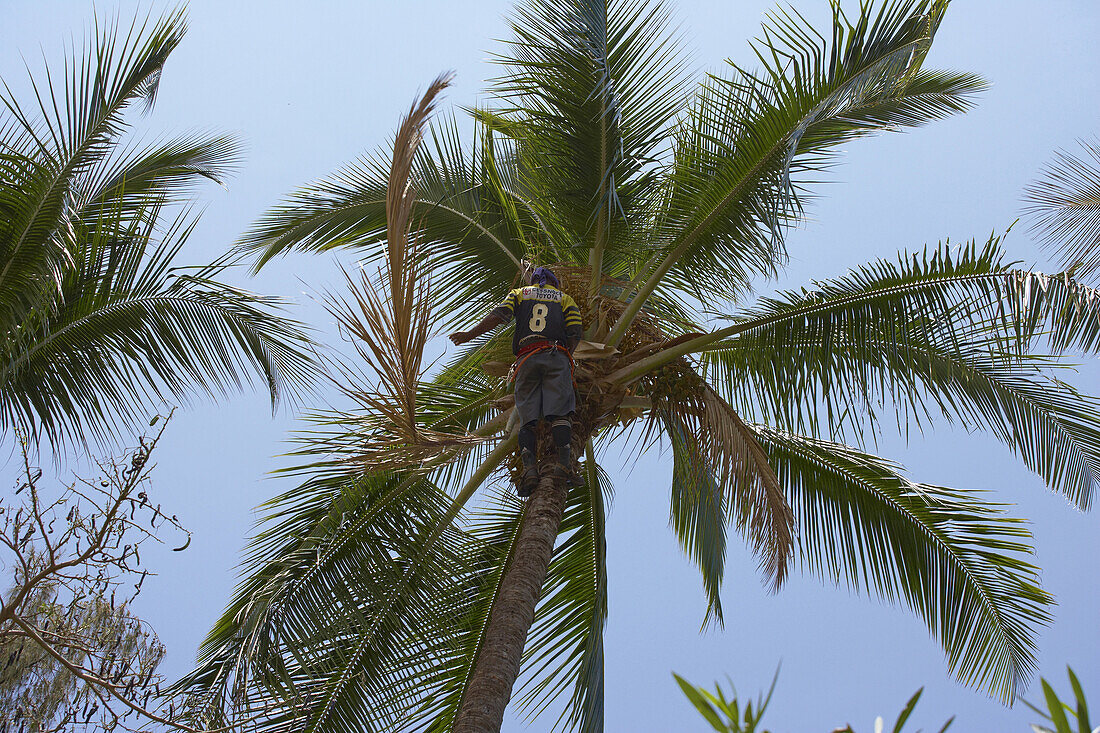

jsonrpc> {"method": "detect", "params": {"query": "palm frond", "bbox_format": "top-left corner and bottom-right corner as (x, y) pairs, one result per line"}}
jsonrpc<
(178, 469), (481, 733)
(0, 206), (312, 447)
(751, 425), (1052, 704)
(647, 374), (792, 607)
(0, 8), (187, 329)
(238, 113), (529, 330)
(490, 0), (694, 289)
(608, 0), (984, 346)
(1022, 138), (1100, 279)
(0, 7), (311, 449)
(689, 238), (1100, 508)
(77, 131), (243, 223)
(318, 74), (479, 466)
(659, 407), (729, 624)
(419, 489), (530, 732)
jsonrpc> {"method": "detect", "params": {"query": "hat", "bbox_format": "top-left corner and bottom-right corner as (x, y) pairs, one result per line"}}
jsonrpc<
(531, 266), (560, 289)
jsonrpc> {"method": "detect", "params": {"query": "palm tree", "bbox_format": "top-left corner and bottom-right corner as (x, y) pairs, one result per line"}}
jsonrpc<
(1023, 139), (1100, 280)
(0, 8), (312, 448)
(179, 1), (1100, 731)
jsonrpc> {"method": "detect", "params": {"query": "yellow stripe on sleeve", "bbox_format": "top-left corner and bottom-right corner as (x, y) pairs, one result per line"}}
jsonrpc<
(498, 289), (520, 314)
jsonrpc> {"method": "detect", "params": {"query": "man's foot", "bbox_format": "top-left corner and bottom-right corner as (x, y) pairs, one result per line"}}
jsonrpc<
(550, 461), (584, 488)
(517, 466), (539, 498)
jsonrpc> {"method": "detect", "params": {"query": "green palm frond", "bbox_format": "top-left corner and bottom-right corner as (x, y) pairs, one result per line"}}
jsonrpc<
(609, 0), (984, 345)
(0, 7), (311, 448)
(693, 238), (1100, 507)
(1023, 138), (1100, 279)
(415, 354), (515, 491)
(751, 425), (1051, 704)
(419, 490), (530, 732)
(0, 8), (186, 327)
(181, 431), (608, 733)
(754, 1), (969, 167)
(179, 469), (477, 733)
(648, 371), (793, 612)
(660, 407), (729, 624)
(490, 0), (693, 288)
(78, 132), (242, 222)
(0, 205), (312, 446)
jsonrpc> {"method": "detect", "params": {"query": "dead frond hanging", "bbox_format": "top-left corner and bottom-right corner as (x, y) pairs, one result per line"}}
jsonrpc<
(645, 364), (794, 592)
(697, 385), (793, 591)
(326, 72), (487, 470)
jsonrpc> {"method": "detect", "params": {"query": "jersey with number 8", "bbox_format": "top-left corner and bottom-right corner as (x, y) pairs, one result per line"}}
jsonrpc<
(492, 285), (584, 354)
(529, 303), (548, 332)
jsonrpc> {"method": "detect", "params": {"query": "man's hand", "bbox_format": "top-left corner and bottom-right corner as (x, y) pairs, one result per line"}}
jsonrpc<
(449, 313), (506, 347)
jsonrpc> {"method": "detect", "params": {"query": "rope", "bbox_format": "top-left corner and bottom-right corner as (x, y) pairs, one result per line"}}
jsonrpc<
(508, 340), (575, 383)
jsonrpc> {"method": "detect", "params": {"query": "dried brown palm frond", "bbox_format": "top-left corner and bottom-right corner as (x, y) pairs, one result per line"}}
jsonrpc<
(697, 385), (793, 589)
(324, 269), (486, 471)
(323, 72), (484, 470)
(645, 363), (794, 592)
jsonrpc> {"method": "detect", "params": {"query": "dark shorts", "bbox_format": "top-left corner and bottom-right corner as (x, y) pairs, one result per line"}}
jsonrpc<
(514, 349), (575, 424)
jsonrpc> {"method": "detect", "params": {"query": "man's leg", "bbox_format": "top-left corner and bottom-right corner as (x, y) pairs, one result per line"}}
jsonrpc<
(537, 349), (580, 485)
(514, 356), (549, 497)
(517, 419), (540, 497)
(547, 414), (582, 486)
(548, 415), (571, 466)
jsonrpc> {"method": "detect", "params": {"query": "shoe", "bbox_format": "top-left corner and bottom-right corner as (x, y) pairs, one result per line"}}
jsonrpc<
(550, 462), (584, 488)
(517, 466), (539, 498)
(552, 444), (584, 488)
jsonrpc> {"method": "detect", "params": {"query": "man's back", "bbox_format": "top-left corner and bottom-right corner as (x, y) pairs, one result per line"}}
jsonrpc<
(498, 285), (583, 354)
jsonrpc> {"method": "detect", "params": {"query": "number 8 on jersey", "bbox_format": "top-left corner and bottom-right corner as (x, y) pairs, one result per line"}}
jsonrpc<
(529, 303), (548, 332)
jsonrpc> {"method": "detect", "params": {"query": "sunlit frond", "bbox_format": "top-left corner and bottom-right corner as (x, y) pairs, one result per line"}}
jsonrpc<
(608, 0), (984, 346)
(693, 237), (1100, 508)
(751, 425), (1051, 704)
(490, 0), (694, 289)
(1023, 138), (1100, 279)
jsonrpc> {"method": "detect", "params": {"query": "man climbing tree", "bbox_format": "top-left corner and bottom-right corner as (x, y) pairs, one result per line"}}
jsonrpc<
(449, 266), (584, 496)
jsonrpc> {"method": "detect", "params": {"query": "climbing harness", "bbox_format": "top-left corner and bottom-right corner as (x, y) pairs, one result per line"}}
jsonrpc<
(507, 339), (575, 383)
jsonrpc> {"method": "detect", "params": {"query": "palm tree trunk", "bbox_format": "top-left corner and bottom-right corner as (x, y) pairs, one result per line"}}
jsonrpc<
(451, 470), (571, 733)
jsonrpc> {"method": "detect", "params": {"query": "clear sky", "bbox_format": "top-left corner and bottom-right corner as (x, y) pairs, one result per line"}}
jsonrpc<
(2, 1), (1099, 731)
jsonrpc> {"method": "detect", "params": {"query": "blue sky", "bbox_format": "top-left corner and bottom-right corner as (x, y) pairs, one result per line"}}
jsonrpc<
(2, 1), (1099, 730)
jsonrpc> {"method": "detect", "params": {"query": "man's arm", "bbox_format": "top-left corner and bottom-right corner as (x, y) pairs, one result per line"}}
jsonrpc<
(450, 290), (517, 346)
(562, 295), (583, 353)
(449, 312), (507, 346)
